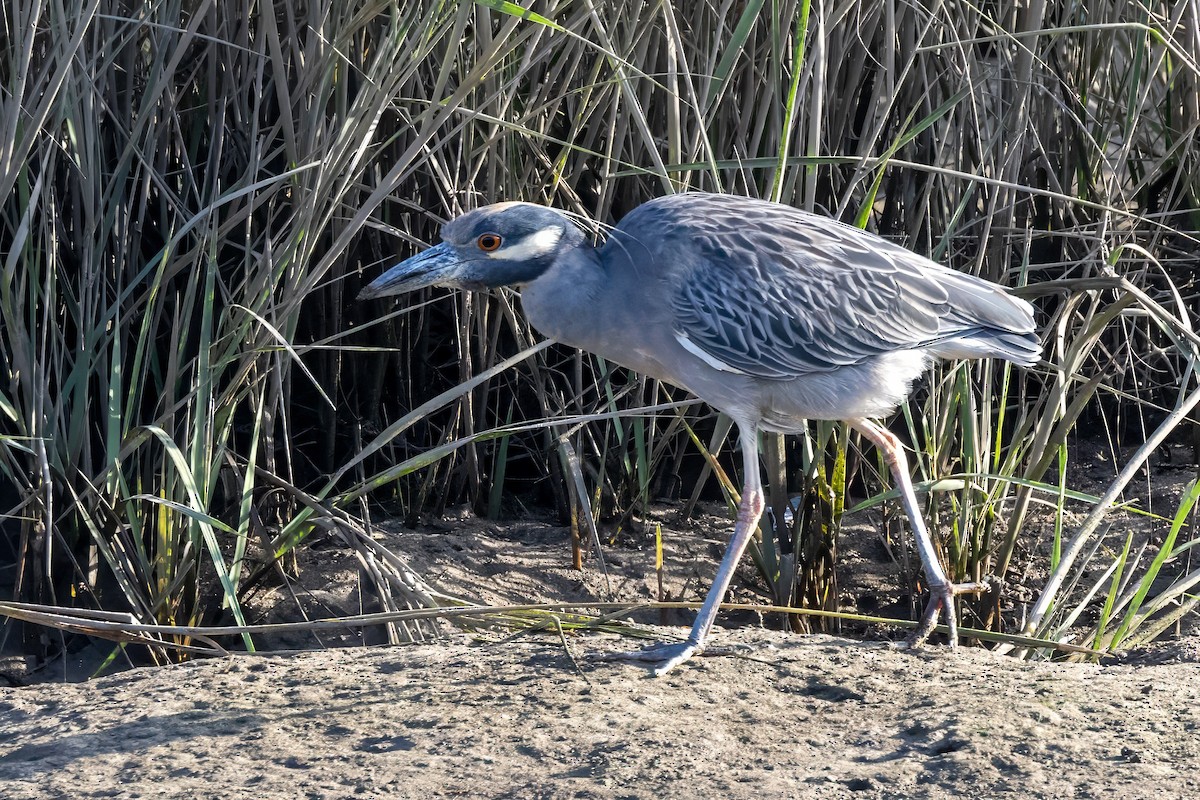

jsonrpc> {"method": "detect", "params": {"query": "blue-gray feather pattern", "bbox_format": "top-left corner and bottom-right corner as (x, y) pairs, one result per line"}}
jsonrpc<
(607, 193), (1038, 380)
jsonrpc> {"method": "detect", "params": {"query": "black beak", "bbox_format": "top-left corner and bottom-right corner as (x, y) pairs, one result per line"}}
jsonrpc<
(358, 242), (462, 300)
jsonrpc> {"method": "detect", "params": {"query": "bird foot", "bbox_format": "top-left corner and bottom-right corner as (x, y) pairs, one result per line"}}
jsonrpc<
(908, 578), (993, 649)
(591, 640), (701, 677)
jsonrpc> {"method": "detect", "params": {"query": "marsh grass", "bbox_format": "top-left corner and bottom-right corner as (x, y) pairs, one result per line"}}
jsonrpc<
(1, 0), (1199, 668)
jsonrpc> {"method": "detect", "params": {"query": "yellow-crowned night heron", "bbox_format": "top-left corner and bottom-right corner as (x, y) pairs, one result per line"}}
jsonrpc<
(360, 192), (1040, 676)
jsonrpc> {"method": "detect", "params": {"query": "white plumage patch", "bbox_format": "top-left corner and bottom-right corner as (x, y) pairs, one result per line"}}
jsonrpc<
(489, 226), (563, 260)
(675, 332), (747, 374)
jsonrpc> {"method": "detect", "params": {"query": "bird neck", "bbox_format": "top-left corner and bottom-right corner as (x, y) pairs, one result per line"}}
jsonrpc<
(517, 243), (606, 349)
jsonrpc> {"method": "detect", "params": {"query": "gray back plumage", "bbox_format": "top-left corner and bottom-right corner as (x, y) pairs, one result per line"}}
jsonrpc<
(602, 193), (1039, 380)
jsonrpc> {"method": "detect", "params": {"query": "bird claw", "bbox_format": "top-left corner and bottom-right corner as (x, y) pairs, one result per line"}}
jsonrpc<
(908, 578), (992, 649)
(591, 640), (701, 677)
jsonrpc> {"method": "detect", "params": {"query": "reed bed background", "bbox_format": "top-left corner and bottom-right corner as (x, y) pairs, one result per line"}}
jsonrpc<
(2, 0), (1199, 668)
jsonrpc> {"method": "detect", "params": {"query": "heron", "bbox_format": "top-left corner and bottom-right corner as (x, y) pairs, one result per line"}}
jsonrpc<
(359, 193), (1039, 676)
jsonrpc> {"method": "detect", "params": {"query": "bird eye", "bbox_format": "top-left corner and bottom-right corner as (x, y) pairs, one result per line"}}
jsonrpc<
(477, 233), (503, 252)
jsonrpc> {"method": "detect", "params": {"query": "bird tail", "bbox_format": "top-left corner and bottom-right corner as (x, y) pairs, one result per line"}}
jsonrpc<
(925, 328), (1041, 366)
(927, 280), (1041, 366)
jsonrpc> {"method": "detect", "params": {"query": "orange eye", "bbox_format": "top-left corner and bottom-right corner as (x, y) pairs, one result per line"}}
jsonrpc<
(477, 233), (503, 252)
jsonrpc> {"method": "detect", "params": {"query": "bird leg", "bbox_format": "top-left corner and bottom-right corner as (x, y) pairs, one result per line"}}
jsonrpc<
(849, 418), (989, 646)
(598, 430), (765, 676)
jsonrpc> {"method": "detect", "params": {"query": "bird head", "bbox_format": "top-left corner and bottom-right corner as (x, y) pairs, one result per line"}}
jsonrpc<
(358, 202), (584, 300)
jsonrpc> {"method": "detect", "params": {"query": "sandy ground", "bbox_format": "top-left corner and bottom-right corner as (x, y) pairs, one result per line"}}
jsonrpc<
(2, 631), (1199, 799)
(4, 498), (1200, 799)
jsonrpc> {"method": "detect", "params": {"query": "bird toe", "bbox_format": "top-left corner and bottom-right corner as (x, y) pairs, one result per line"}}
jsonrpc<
(590, 641), (701, 676)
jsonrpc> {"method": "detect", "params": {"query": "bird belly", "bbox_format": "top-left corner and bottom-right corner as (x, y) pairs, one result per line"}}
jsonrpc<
(755, 349), (933, 430)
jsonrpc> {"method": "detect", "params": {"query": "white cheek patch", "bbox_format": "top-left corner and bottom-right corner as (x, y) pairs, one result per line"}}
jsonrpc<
(675, 332), (748, 374)
(488, 226), (563, 260)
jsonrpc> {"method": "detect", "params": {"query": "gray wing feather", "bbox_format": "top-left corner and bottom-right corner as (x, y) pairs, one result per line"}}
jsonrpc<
(629, 194), (1036, 380)
(674, 255), (943, 378)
